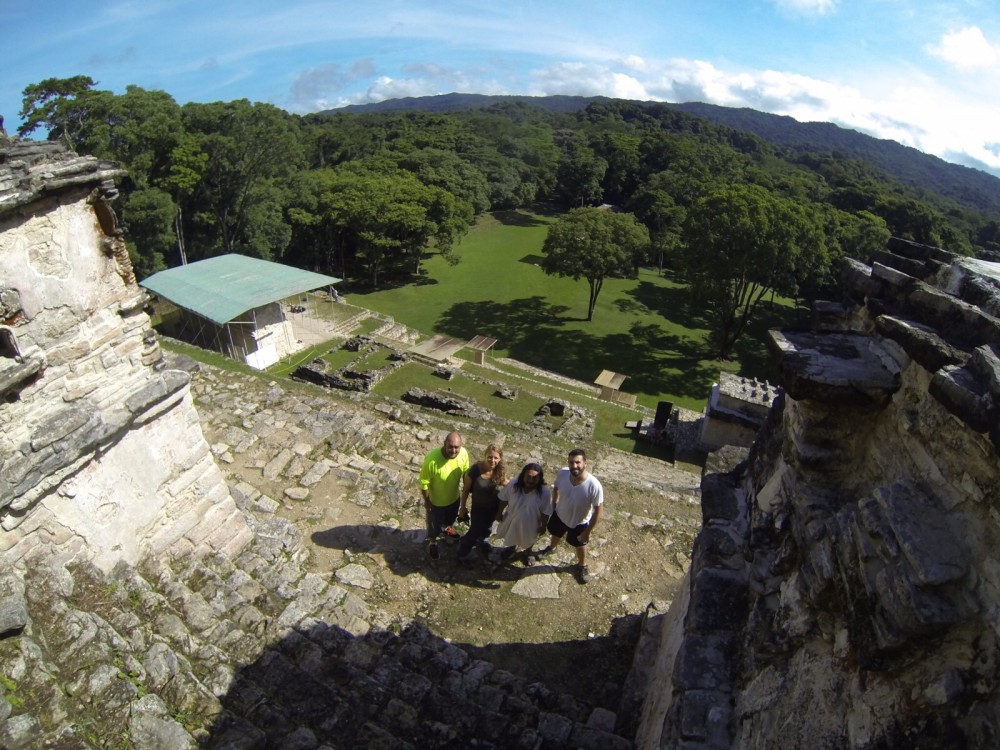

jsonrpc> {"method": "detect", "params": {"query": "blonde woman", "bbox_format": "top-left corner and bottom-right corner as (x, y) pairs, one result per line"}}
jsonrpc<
(457, 444), (506, 565)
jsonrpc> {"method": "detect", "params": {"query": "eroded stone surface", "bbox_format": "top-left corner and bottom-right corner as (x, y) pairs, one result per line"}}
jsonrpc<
(657, 240), (1000, 749)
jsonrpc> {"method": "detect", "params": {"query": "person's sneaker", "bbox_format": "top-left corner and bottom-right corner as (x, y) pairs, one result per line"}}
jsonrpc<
(575, 564), (591, 584)
(443, 527), (460, 543)
(428, 542), (440, 560)
(478, 541), (492, 557)
(536, 545), (552, 557)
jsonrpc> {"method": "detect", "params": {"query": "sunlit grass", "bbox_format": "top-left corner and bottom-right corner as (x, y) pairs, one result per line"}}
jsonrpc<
(347, 210), (796, 411)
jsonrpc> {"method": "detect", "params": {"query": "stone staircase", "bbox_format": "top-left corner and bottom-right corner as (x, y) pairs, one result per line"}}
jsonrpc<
(5, 507), (635, 749)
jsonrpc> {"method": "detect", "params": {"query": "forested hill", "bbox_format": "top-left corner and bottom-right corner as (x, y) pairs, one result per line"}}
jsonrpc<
(670, 102), (1000, 214)
(336, 93), (1000, 215)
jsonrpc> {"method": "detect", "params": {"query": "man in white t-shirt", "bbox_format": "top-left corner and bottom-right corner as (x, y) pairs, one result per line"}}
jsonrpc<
(540, 448), (603, 583)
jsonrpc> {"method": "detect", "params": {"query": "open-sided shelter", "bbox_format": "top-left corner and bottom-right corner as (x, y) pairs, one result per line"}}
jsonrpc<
(141, 254), (341, 369)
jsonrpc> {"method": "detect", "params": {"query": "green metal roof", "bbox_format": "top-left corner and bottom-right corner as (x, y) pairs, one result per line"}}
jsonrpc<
(140, 254), (341, 326)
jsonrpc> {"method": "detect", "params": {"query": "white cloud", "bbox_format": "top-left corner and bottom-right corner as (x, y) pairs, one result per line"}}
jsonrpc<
(771, 0), (838, 16)
(290, 60), (377, 107)
(530, 62), (649, 99)
(926, 26), (1000, 71)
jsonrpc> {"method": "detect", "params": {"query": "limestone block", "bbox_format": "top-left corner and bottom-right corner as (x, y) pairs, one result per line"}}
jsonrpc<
(0, 570), (27, 637)
(671, 633), (735, 692)
(930, 363), (991, 433)
(29, 403), (94, 451)
(907, 281), (1000, 349)
(686, 567), (749, 633)
(875, 315), (967, 373)
(769, 330), (900, 405)
(677, 688), (733, 744)
(971, 344), (1000, 396)
(700, 473), (740, 523)
(874, 483), (970, 586)
(263, 448), (294, 480)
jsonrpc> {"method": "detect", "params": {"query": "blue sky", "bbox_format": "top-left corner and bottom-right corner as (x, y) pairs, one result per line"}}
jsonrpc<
(3, 0), (999, 177)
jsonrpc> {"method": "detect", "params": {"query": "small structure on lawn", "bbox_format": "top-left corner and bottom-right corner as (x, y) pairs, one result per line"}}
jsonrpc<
(595, 369), (636, 407)
(699, 372), (779, 450)
(141, 254), (341, 370)
(466, 334), (498, 366)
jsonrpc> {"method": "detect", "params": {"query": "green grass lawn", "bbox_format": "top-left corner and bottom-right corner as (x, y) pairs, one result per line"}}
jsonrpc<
(347, 210), (798, 411)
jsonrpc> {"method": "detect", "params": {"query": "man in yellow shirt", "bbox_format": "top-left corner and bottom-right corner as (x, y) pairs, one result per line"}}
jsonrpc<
(419, 431), (470, 559)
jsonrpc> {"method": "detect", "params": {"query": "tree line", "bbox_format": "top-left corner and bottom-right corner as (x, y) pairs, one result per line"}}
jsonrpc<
(16, 76), (999, 357)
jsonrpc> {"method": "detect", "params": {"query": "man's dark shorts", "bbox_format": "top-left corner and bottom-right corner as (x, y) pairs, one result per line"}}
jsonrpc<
(428, 499), (459, 534)
(547, 513), (590, 547)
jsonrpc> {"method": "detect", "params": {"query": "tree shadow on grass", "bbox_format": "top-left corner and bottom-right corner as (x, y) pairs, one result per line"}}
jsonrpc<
(628, 280), (712, 331)
(433, 285), (783, 406)
(433, 298), (716, 402)
(337, 273), (438, 294)
(434, 297), (569, 345)
(613, 327), (719, 401)
(492, 210), (551, 227)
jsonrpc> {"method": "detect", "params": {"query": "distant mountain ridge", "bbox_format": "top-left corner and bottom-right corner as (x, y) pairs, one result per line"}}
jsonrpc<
(333, 93), (1000, 215)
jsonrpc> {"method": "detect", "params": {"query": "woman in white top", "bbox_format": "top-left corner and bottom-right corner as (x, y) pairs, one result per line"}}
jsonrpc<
(496, 463), (552, 565)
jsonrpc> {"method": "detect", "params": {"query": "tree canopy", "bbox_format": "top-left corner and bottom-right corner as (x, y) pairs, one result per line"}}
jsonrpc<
(541, 208), (650, 321)
(680, 184), (825, 358)
(16, 79), (997, 312)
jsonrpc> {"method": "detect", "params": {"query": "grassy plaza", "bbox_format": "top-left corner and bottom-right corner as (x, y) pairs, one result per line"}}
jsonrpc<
(343, 209), (796, 412)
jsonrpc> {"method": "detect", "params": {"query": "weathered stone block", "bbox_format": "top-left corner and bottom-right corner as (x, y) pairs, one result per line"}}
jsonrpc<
(692, 525), (742, 570)
(769, 330), (900, 405)
(686, 567), (749, 633)
(875, 315), (967, 372)
(930, 364), (992, 433)
(124, 369), (189, 416)
(875, 483), (970, 586)
(907, 281), (1000, 349)
(971, 343), (1000, 395)
(678, 689), (732, 744)
(701, 472), (740, 522)
(871, 249), (931, 279)
(671, 633), (735, 692)
(29, 403), (93, 451)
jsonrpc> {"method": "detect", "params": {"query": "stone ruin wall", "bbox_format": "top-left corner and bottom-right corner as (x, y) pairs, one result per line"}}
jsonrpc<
(643, 238), (1000, 748)
(0, 140), (251, 574)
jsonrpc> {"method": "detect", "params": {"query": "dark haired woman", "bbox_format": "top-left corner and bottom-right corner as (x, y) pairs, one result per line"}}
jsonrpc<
(496, 463), (552, 565)
(457, 444), (506, 565)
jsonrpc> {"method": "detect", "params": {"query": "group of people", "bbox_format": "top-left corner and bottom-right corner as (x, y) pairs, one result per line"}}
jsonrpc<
(418, 432), (604, 584)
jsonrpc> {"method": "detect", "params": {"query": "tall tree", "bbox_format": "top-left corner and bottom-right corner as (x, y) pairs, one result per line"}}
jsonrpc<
(17, 75), (96, 147)
(159, 133), (208, 265)
(182, 100), (304, 258)
(554, 143), (607, 208)
(680, 184), (824, 358)
(299, 165), (472, 287)
(541, 207), (650, 321)
(629, 177), (686, 274)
